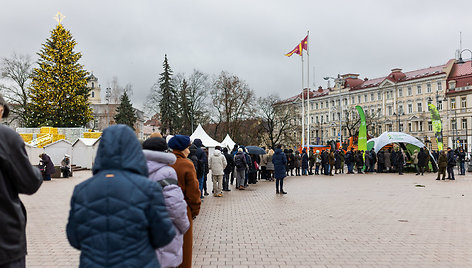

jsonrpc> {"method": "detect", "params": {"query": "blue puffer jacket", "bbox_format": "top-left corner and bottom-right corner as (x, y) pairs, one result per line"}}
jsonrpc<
(66, 125), (176, 268)
(272, 148), (287, 179)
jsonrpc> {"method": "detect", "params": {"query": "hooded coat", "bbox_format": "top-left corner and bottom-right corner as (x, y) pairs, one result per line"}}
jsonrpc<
(40, 153), (55, 175)
(301, 150), (309, 169)
(144, 150), (190, 268)
(208, 150), (227, 176)
(193, 139), (208, 176)
(66, 125), (176, 268)
(272, 148), (287, 179)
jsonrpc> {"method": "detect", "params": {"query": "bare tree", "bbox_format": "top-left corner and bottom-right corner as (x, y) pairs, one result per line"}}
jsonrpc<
(0, 53), (33, 125)
(108, 77), (133, 104)
(259, 94), (299, 148)
(343, 106), (382, 137)
(210, 71), (255, 141)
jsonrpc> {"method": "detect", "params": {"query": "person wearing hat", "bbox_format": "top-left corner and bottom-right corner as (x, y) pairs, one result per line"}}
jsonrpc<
(61, 154), (71, 178)
(66, 125), (175, 267)
(142, 137), (190, 268)
(39, 153), (55, 181)
(168, 135), (201, 268)
(0, 93), (43, 267)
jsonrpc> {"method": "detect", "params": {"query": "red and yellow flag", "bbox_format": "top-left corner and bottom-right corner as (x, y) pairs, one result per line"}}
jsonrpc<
(285, 35), (308, 57)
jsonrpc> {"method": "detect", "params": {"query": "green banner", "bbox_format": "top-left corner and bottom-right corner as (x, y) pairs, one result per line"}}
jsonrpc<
(355, 105), (367, 152)
(428, 104), (443, 151)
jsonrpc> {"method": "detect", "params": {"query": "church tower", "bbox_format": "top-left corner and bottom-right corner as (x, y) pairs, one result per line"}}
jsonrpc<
(87, 73), (102, 104)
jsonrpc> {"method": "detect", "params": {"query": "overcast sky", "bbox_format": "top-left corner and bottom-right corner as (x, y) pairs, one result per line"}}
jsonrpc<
(1, 0), (471, 112)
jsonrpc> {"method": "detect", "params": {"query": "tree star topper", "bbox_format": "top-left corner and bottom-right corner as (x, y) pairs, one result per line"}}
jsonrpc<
(54, 12), (65, 24)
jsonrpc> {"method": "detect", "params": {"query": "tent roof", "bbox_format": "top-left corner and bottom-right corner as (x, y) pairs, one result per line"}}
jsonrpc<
(367, 132), (425, 153)
(73, 137), (101, 147)
(190, 124), (221, 147)
(220, 134), (236, 149)
(43, 139), (73, 148)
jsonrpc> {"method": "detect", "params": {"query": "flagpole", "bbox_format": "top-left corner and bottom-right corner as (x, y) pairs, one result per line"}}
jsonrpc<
(301, 47), (305, 150)
(306, 30), (310, 150)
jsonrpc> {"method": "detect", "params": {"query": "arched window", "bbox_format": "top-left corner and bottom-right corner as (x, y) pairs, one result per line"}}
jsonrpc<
(91, 91), (95, 98)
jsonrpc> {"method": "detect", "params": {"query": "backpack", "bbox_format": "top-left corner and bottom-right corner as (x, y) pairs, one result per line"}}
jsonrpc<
(234, 154), (245, 169)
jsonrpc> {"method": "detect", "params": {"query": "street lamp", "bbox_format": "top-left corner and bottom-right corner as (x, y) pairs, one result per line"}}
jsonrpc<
(393, 109), (403, 132)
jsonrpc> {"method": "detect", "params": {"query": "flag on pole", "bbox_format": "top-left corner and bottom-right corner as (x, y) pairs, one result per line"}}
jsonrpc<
(285, 35), (308, 57)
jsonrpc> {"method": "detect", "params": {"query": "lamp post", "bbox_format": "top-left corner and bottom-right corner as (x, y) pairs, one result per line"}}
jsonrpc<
(105, 87), (111, 128)
(393, 109), (403, 132)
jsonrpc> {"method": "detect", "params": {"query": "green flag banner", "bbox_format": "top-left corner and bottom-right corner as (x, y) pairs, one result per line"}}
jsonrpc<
(355, 105), (367, 152)
(428, 104), (443, 151)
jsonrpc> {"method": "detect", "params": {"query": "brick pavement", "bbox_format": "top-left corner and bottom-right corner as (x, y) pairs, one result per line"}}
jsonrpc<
(21, 170), (472, 267)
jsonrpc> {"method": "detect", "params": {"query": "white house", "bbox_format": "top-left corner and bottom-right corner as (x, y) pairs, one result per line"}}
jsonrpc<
(72, 138), (100, 169)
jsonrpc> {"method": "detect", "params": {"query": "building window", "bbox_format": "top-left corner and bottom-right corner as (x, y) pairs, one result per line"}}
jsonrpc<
(320, 102), (323, 109)
(378, 92), (382, 100)
(388, 106), (393, 116)
(398, 87), (403, 97)
(311, 116), (314, 123)
(326, 101), (329, 108)
(351, 96), (355, 104)
(388, 125), (393, 132)
(399, 123), (404, 132)
(428, 121), (432, 131)
(370, 93), (374, 101)
(358, 95), (361, 103)
(452, 120), (457, 130)
(408, 123), (412, 132)
(378, 108), (382, 116)
(378, 125), (382, 134)
(462, 119), (467, 130)
(364, 94), (368, 102)
(417, 102), (423, 113)
(438, 100), (443, 111)
(344, 98), (348, 106)
(311, 103), (314, 110)
(427, 99), (432, 110)
(399, 104), (403, 114)
(316, 102), (319, 109)
(451, 98), (456, 109)
(461, 97), (467, 108)
(326, 115), (328, 122)
(408, 103), (413, 114)
(417, 84), (422, 94)
(427, 83), (432, 93)
(419, 121), (423, 131)
(315, 116), (319, 123)
(408, 86), (412, 96)
(91, 91), (95, 98)
(91, 82), (95, 89)
(437, 81), (442, 91)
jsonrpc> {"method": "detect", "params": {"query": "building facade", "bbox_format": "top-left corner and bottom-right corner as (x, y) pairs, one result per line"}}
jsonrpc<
(279, 58), (472, 152)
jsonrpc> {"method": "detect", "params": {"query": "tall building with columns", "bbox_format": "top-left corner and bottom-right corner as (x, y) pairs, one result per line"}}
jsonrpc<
(278, 58), (472, 151)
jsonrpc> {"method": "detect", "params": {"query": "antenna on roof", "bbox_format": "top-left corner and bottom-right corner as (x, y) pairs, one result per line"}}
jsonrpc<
(456, 32), (463, 60)
(313, 66), (316, 88)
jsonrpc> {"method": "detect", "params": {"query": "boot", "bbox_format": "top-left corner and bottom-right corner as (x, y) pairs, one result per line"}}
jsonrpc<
(280, 190), (287, 194)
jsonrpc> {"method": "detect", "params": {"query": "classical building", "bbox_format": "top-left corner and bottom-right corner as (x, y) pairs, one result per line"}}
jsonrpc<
(279, 58), (472, 151)
(87, 73), (102, 104)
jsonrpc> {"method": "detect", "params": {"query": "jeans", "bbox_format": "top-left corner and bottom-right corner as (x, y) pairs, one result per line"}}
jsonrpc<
(302, 168), (307, 175)
(223, 171), (231, 190)
(315, 165), (320, 174)
(460, 162), (465, 175)
(347, 163), (354, 173)
(198, 175), (204, 197)
(324, 164), (330, 175)
(235, 169), (246, 187)
(276, 177), (284, 192)
(447, 166), (455, 179)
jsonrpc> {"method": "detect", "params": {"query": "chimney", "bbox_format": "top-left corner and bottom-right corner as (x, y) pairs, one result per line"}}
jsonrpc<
(391, 68), (402, 73)
(364, 77), (368, 81)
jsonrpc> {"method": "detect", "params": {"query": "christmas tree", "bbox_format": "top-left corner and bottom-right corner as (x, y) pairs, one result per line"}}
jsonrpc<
(114, 91), (137, 130)
(28, 18), (93, 127)
(159, 55), (178, 134)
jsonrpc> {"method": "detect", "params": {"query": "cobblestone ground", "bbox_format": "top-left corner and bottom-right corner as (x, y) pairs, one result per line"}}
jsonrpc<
(22, 170), (472, 267)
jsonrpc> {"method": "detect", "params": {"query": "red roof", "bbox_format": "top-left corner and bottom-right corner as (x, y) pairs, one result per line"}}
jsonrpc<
(277, 88), (329, 104)
(447, 59), (472, 90)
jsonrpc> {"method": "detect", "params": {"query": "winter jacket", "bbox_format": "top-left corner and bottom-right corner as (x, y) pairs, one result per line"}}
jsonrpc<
(208, 150), (227, 176)
(447, 150), (456, 167)
(67, 125), (175, 268)
(188, 144), (203, 179)
(223, 151), (234, 173)
(260, 154), (268, 167)
(193, 139), (208, 176)
(294, 153), (301, 168)
(355, 152), (364, 167)
(328, 152), (335, 165)
(266, 154), (275, 171)
(335, 152), (342, 169)
(40, 153), (55, 175)
(0, 125), (43, 265)
(272, 149), (287, 179)
(384, 151), (391, 168)
(301, 150), (309, 169)
(234, 151), (247, 171)
(411, 150), (419, 165)
(377, 151), (385, 164)
(417, 149), (428, 168)
(144, 150), (190, 268)
(438, 152), (447, 169)
(395, 150), (405, 167)
(458, 151), (466, 163)
(345, 151), (353, 164)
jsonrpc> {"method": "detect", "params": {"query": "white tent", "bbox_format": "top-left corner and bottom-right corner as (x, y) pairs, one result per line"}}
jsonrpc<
(220, 134), (236, 149)
(367, 132), (425, 154)
(72, 138), (101, 169)
(25, 143), (44, 166)
(43, 139), (73, 166)
(190, 124), (221, 147)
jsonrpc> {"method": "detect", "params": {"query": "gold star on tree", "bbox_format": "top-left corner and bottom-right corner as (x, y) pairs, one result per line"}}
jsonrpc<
(54, 12), (65, 24)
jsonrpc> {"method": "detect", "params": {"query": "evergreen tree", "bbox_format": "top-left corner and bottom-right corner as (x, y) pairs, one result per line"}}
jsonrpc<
(114, 91), (137, 130)
(28, 23), (93, 127)
(159, 55), (178, 134)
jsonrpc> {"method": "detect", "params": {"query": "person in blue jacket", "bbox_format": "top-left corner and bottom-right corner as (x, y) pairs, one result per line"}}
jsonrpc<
(272, 145), (288, 194)
(66, 125), (175, 268)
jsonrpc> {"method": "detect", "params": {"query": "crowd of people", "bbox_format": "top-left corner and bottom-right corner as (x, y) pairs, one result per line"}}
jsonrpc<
(0, 85), (469, 268)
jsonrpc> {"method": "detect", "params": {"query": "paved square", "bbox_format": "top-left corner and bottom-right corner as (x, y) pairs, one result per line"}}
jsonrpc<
(22, 171), (472, 267)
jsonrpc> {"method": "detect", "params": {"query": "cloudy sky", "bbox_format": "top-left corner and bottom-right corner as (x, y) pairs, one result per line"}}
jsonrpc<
(1, 0), (471, 112)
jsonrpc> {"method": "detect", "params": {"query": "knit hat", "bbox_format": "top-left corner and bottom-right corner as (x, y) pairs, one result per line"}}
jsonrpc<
(0, 94), (10, 118)
(142, 137), (167, 151)
(168, 135), (191, 151)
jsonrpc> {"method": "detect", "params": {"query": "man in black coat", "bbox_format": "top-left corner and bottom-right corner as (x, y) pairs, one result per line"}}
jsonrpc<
(222, 148), (234, 191)
(446, 147), (456, 180)
(0, 95), (43, 267)
(377, 150), (385, 173)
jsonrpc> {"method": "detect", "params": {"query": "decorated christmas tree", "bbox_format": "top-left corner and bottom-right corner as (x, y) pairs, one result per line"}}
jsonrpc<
(28, 13), (93, 127)
(114, 91), (137, 130)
